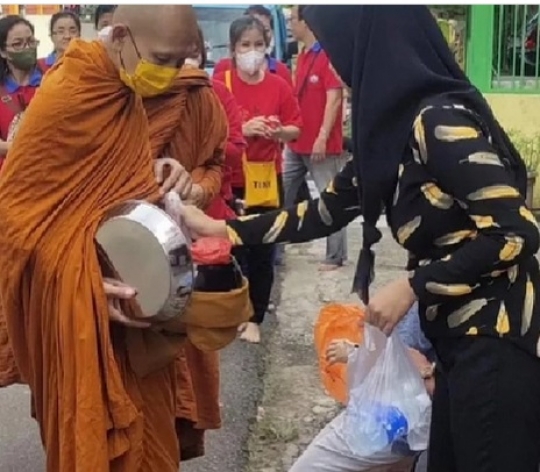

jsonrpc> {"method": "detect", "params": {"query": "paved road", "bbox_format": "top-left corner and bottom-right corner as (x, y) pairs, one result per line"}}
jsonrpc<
(0, 332), (273, 472)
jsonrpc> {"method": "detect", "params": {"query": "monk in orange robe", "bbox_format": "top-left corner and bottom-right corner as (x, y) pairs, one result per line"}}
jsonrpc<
(144, 63), (228, 461)
(0, 5), (202, 471)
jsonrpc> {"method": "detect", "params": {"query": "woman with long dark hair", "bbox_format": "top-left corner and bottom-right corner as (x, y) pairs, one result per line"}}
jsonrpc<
(0, 15), (42, 165)
(37, 10), (81, 72)
(179, 6), (540, 471)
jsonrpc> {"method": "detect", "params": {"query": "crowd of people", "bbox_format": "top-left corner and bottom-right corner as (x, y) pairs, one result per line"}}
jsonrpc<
(0, 4), (539, 472)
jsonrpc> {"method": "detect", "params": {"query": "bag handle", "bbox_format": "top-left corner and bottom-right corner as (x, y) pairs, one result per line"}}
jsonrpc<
(224, 69), (232, 92)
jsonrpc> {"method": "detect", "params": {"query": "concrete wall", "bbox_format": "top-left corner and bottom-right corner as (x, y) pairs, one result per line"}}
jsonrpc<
(486, 94), (540, 207)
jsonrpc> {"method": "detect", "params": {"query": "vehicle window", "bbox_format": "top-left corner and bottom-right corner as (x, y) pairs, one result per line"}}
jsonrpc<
(195, 7), (246, 67)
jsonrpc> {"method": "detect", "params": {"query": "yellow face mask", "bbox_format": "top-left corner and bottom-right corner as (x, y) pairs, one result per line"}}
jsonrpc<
(119, 28), (179, 97)
(120, 60), (178, 97)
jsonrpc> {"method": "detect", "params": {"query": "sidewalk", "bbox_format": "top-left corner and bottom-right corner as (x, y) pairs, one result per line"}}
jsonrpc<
(245, 223), (426, 471)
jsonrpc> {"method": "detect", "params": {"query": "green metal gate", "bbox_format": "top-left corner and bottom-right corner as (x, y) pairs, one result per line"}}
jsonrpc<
(467, 5), (540, 93)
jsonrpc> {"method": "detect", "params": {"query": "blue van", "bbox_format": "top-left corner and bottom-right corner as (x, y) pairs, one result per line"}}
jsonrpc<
(194, 4), (288, 75)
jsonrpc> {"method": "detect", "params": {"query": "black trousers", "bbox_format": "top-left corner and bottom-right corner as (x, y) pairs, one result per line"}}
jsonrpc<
(428, 336), (540, 472)
(232, 179), (282, 325)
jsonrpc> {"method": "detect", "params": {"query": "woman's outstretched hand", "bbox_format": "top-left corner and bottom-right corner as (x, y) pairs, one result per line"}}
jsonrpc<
(179, 204), (228, 239)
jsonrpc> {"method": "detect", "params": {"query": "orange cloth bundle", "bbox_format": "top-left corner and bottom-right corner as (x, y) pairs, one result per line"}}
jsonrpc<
(314, 303), (365, 404)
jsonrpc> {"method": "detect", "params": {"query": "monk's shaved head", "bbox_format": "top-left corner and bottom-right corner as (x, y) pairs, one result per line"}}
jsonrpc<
(106, 5), (199, 76)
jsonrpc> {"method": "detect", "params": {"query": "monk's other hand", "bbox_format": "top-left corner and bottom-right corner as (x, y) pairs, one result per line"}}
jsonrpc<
(155, 157), (193, 199)
(188, 183), (205, 208)
(103, 278), (151, 329)
(178, 204), (228, 239)
(365, 277), (417, 336)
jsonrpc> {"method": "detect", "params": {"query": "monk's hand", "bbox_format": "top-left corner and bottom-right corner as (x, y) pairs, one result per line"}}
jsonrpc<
(155, 157), (193, 199)
(188, 183), (205, 208)
(103, 278), (151, 329)
(178, 204), (228, 239)
(364, 277), (417, 336)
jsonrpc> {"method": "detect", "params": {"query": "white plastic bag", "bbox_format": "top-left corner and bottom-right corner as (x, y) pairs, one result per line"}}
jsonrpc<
(342, 324), (431, 457)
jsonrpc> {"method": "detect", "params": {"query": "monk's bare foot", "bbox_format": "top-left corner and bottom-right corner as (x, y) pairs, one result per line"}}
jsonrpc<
(239, 322), (261, 344)
(318, 263), (342, 272)
(238, 322), (248, 333)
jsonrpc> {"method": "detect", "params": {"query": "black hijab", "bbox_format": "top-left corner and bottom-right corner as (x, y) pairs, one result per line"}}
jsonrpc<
(302, 5), (526, 304)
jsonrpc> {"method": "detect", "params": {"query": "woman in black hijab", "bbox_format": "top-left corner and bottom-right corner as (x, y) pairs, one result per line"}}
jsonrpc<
(179, 6), (540, 471)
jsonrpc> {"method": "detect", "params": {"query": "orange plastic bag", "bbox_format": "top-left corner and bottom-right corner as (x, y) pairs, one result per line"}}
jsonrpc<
(314, 303), (365, 405)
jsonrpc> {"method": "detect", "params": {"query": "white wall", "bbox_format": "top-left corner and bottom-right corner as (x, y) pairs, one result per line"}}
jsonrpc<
(27, 15), (97, 58)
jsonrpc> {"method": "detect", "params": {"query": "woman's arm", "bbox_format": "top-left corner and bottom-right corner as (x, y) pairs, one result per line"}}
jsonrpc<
(408, 105), (540, 306)
(276, 125), (300, 143)
(225, 157), (361, 245)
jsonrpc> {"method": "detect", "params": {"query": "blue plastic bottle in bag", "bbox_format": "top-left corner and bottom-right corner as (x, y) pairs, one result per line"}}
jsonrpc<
(346, 401), (409, 455)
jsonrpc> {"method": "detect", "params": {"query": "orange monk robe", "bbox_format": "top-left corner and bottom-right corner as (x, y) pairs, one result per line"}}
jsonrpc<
(144, 67), (228, 461)
(0, 39), (184, 472)
(0, 298), (22, 387)
(145, 67), (227, 207)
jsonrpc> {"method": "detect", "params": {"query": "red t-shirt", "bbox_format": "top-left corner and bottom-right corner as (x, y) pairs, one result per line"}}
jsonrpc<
(289, 43), (343, 155)
(214, 69), (302, 188)
(205, 79), (246, 220)
(214, 56), (293, 88)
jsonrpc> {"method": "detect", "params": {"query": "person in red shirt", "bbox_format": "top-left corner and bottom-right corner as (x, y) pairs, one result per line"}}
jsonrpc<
(37, 10), (81, 72)
(285, 5), (347, 271)
(0, 15), (45, 168)
(185, 29), (247, 220)
(214, 15), (302, 344)
(213, 5), (293, 88)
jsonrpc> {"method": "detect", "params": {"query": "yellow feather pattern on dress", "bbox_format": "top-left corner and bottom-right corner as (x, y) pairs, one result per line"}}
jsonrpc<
(397, 216), (422, 245)
(460, 151), (503, 167)
(226, 226), (243, 245)
(325, 179), (337, 195)
(470, 214), (499, 229)
(508, 265), (519, 284)
(262, 211), (288, 244)
(521, 275), (535, 336)
(466, 327), (479, 335)
(499, 235), (524, 262)
(434, 230), (477, 247)
(421, 183), (454, 209)
(413, 115), (428, 164)
(237, 214), (258, 222)
(434, 125), (480, 142)
(495, 301), (510, 336)
(426, 282), (474, 296)
(447, 298), (489, 328)
(426, 305), (439, 321)
(519, 206), (538, 225)
(317, 199), (333, 226)
(296, 200), (308, 230)
(467, 185), (520, 201)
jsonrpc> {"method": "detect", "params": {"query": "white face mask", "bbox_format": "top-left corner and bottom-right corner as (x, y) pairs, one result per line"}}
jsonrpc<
(98, 26), (112, 42)
(236, 50), (266, 75)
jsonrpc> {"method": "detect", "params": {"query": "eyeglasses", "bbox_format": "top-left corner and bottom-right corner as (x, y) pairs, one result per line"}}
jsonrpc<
(7, 38), (40, 51)
(52, 27), (79, 37)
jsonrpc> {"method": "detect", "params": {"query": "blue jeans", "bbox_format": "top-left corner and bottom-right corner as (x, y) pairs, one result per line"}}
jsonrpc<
(281, 147), (348, 265)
